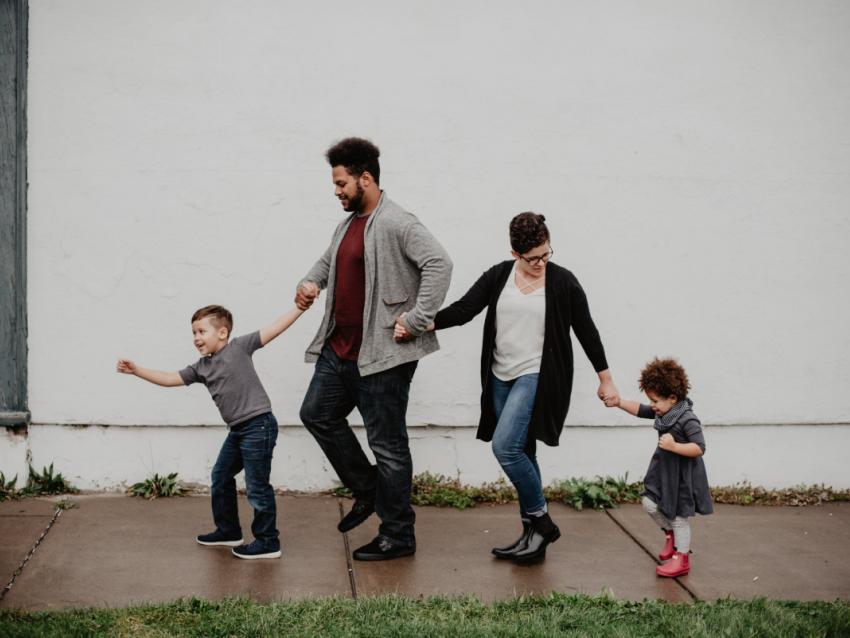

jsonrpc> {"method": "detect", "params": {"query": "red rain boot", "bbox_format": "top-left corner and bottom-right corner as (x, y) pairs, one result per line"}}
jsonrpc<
(656, 552), (690, 578)
(659, 530), (675, 561)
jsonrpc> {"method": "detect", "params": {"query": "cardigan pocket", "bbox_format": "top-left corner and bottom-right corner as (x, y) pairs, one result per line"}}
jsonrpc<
(381, 295), (410, 328)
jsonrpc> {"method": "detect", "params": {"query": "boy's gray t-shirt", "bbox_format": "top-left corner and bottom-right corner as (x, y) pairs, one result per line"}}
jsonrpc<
(178, 331), (271, 427)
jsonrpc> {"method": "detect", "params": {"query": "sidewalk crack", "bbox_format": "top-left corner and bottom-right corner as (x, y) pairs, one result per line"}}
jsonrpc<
(0, 506), (64, 604)
(603, 509), (699, 602)
(338, 499), (358, 600)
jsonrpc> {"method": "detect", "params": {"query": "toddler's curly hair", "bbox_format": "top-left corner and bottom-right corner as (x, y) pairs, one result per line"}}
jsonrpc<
(639, 357), (690, 400)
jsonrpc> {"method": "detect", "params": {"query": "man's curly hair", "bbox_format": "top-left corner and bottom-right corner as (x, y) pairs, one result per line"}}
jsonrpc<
(639, 357), (691, 400)
(326, 137), (381, 185)
(509, 212), (550, 254)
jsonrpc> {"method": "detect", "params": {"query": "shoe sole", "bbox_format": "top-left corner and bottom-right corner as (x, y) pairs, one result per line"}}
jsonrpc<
(352, 548), (416, 561)
(337, 512), (375, 533)
(196, 538), (243, 547)
(232, 549), (282, 560)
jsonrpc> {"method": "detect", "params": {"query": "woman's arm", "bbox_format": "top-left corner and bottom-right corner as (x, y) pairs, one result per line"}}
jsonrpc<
(433, 265), (501, 330)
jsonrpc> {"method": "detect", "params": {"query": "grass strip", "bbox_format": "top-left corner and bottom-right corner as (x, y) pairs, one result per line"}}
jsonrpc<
(1, 594), (849, 637)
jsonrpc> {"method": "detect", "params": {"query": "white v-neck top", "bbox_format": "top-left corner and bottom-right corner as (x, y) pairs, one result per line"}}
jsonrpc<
(491, 269), (546, 381)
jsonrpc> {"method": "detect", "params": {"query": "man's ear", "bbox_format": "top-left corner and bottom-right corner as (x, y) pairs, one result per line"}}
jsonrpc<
(359, 171), (374, 187)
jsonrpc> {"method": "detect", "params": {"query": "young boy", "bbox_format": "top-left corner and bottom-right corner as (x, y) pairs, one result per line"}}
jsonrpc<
(117, 304), (303, 559)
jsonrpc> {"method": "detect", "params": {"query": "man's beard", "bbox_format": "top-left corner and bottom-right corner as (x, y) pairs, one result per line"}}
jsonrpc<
(344, 183), (366, 213)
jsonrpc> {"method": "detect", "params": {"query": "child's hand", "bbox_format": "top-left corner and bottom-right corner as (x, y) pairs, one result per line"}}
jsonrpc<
(603, 395), (620, 408)
(658, 433), (676, 451)
(116, 359), (137, 375)
(295, 282), (320, 311)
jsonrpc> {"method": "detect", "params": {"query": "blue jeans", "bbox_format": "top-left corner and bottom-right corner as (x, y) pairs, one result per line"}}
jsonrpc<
(300, 344), (417, 545)
(211, 412), (279, 550)
(490, 373), (546, 517)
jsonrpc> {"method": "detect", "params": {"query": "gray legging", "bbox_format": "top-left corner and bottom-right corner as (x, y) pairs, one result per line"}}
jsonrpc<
(642, 496), (691, 554)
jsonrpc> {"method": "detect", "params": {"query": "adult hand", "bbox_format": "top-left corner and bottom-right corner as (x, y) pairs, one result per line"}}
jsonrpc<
(295, 282), (320, 311)
(394, 313), (414, 342)
(597, 376), (619, 406)
(116, 359), (137, 374)
(658, 433), (676, 451)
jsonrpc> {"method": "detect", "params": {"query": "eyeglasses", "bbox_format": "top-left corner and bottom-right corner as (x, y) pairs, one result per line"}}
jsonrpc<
(517, 249), (554, 266)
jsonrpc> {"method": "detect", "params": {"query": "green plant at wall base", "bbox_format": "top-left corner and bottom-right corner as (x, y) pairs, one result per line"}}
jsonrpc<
(23, 463), (78, 496)
(128, 472), (186, 500)
(55, 498), (78, 510)
(335, 472), (850, 510)
(411, 473), (477, 508)
(0, 472), (19, 501)
(710, 482), (850, 506)
(546, 474), (643, 511)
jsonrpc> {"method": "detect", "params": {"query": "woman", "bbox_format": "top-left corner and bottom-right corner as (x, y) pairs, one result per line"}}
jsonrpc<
(395, 212), (619, 564)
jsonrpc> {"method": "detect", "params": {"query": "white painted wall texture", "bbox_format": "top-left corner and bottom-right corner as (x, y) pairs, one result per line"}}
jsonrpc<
(9, 1), (850, 489)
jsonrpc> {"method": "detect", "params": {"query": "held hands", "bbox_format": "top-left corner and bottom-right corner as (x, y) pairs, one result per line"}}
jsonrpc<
(603, 395), (620, 408)
(295, 282), (320, 311)
(394, 313), (414, 342)
(598, 378), (620, 407)
(116, 359), (138, 375)
(658, 433), (676, 451)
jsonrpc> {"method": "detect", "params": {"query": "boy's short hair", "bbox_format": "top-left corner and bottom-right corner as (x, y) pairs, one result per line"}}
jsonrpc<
(191, 305), (233, 335)
(639, 357), (690, 400)
(326, 137), (381, 185)
(510, 212), (550, 254)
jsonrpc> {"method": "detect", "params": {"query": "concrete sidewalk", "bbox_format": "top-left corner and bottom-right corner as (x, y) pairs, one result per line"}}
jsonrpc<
(1, 495), (848, 610)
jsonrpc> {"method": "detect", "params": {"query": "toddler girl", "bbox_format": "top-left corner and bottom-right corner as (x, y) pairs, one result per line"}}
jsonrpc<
(607, 357), (713, 577)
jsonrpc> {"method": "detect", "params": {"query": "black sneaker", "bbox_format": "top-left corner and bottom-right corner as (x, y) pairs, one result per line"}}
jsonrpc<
(196, 530), (243, 547)
(337, 500), (375, 533)
(232, 540), (281, 560)
(352, 535), (415, 561)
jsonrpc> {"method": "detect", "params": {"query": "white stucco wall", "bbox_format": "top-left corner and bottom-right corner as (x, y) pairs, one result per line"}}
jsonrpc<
(10, 1), (850, 488)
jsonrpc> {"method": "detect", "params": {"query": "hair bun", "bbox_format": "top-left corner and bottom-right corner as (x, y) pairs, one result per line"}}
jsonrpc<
(538, 215), (546, 222)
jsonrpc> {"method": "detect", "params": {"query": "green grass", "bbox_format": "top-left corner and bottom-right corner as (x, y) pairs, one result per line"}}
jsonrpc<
(1, 595), (848, 637)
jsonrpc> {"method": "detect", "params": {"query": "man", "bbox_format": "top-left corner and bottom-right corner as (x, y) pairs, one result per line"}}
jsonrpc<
(297, 137), (452, 560)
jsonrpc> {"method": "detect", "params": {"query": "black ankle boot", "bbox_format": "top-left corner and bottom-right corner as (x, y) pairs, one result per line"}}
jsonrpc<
(511, 513), (560, 565)
(491, 520), (532, 559)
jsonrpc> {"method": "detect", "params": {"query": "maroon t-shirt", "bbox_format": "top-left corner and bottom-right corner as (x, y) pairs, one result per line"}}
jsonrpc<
(329, 215), (369, 361)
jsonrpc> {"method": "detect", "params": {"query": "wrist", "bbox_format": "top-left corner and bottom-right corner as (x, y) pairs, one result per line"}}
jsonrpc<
(597, 369), (612, 382)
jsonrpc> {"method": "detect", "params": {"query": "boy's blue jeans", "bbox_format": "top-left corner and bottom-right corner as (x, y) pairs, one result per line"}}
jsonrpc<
(300, 344), (417, 545)
(490, 373), (546, 517)
(210, 412), (279, 550)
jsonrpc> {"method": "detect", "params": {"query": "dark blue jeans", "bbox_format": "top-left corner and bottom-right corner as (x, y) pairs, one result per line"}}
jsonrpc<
(490, 373), (546, 518)
(211, 412), (279, 550)
(300, 344), (418, 545)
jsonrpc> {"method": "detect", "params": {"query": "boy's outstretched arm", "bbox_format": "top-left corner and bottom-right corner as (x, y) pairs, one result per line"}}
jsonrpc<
(117, 359), (184, 387)
(259, 306), (305, 346)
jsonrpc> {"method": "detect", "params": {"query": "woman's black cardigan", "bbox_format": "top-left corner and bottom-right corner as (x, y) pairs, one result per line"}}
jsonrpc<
(433, 260), (609, 447)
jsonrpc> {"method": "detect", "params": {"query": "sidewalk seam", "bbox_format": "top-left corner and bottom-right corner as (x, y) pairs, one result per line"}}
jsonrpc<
(338, 500), (358, 600)
(0, 507), (63, 604)
(603, 509), (699, 602)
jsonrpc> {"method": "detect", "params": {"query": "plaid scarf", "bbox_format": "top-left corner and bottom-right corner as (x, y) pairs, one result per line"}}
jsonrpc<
(654, 397), (693, 433)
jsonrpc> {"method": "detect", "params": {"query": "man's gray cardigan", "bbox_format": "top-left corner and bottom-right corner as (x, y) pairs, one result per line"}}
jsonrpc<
(300, 193), (453, 376)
